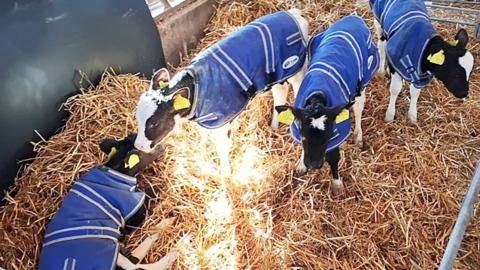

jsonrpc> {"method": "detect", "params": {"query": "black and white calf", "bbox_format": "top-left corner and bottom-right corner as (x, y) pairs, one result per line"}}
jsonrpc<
(276, 15), (379, 195)
(370, 0), (474, 123)
(134, 9), (309, 174)
(39, 134), (177, 270)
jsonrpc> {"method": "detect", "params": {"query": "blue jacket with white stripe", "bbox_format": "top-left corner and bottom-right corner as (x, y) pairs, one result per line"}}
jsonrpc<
(370, 0), (437, 88)
(291, 15), (379, 152)
(39, 166), (145, 270)
(185, 10), (307, 128)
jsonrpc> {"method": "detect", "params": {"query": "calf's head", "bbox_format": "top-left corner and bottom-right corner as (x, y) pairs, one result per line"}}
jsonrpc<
(276, 93), (350, 170)
(425, 29), (474, 98)
(99, 133), (164, 176)
(135, 68), (191, 153)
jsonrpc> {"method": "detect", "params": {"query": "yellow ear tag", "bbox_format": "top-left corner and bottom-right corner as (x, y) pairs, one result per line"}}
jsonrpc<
(335, 109), (350, 124)
(159, 81), (169, 89)
(125, 154), (140, 169)
(427, 50), (445, 65)
(277, 109), (295, 125)
(107, 147), (118, 160)
(173, 95), (191, 111)
(449, 40), (459, 46)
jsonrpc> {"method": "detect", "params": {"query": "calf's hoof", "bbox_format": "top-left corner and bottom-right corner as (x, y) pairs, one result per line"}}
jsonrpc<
(295, 162), (308, 176)
(408, 113), (417, 124)
(353, 133), (363, 148)
(331, 178), (344, 196)
(384, 112), (395, 123)
(270, 120), (279, 130)
(377, 69), (386, 78)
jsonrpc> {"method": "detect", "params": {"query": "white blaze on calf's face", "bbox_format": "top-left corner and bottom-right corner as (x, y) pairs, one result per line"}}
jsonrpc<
(310, 115), (327, 131)
(134, 91), (164, 152)
(459, 51), (474, 80)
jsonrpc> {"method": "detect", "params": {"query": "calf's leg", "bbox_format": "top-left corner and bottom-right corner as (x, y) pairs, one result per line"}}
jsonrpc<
(385, 71), (403, 122)
(326, 148), (343, 196)
(353, 90), (366, 147)
(408, 84), (421, 124)
(211, 123), (232, 175)
(295, 148), (308, 176)
(374, 19), (387, 77)
(271, 83), (289, 129)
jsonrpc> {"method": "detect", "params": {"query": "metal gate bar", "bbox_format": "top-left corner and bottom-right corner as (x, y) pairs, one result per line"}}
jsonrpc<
(439, 163), (480, 270)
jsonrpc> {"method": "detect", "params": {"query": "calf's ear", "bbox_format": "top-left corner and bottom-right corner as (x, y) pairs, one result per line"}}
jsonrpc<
(275, 105), (299, 125)
(455, 29), (469, 49)
(151, 68), (171, 91)
(99, 134), (137, 159)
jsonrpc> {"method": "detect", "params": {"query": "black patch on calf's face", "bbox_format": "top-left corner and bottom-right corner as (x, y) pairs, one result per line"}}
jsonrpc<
(298, 104), (337, 170)
(144, 102), (176, 148)
(99, 133), (165, 176)
(424, 32), (473, 99)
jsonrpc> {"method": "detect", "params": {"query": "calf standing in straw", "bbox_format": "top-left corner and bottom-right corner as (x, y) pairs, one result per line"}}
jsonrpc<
(275, 15), (379, 195)
(39, 134), (177, 270)
(370, 0), (474, 123)
(134, 9), (308, 174)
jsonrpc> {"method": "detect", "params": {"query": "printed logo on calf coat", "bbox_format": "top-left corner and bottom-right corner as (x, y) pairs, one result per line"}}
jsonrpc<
(282, 55), (300, 69)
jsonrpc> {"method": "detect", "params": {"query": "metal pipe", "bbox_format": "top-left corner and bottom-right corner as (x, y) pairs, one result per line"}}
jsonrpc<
(426, 0), (480, 5)
(426, 4), (480, 14)
(438, 163), (480, 270)
(430, 16), (477, 26)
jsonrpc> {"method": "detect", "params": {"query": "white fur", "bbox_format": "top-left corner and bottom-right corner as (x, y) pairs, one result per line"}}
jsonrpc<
(289, 62), (308, 98)
(296, 149), (307, 175)
(135, 92), (159, 152)
(408, 84), (421, 123)
(459, 51), (474, 80)
(310, 115), (327, 130)
(353, 90), (365, 146)
(374, 19), (387, 76)
(385, 72), (403, 122)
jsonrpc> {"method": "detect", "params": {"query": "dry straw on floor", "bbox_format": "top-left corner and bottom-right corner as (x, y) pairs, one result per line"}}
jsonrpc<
(1, 0), (480, 269)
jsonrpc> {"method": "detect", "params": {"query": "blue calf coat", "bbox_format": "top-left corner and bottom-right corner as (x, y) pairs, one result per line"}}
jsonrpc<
(39, 167), (145, 270)
(185, 10), (307, 129)
(291, 15), (379, 152)
(370, 0), (437, 88)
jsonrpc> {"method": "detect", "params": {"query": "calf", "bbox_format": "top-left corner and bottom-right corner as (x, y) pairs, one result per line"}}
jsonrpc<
(276, 15), (379, 195)
(134, 9), (309, 174)
(39, 134), (177, 270)
(370, 0), (474, 123)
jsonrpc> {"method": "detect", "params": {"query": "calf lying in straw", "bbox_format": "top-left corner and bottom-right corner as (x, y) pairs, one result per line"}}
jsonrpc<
(134, 9), (309, 174)
(369, 0), (474, 123)
(276, 15), (379, 195)
(39, 134), (177, 270)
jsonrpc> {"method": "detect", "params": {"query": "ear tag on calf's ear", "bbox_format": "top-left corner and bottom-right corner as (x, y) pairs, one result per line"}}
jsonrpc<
(335, 109), (350, 124)
(173, 95), (191, 111)
(107, 147), (118, 160)
(159, 81), (169, 89)
(278, 109), (295, 125)
(427, 50), (445, 65)
(449, 40), (459, 46)
(125, 154), (140, 169)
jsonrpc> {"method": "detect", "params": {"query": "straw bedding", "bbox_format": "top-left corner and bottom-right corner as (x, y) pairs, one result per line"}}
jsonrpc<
(1, 0), (480, 269)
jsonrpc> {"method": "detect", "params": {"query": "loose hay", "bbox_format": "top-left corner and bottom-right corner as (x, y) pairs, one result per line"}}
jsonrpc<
(1, 1), (480, 269)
